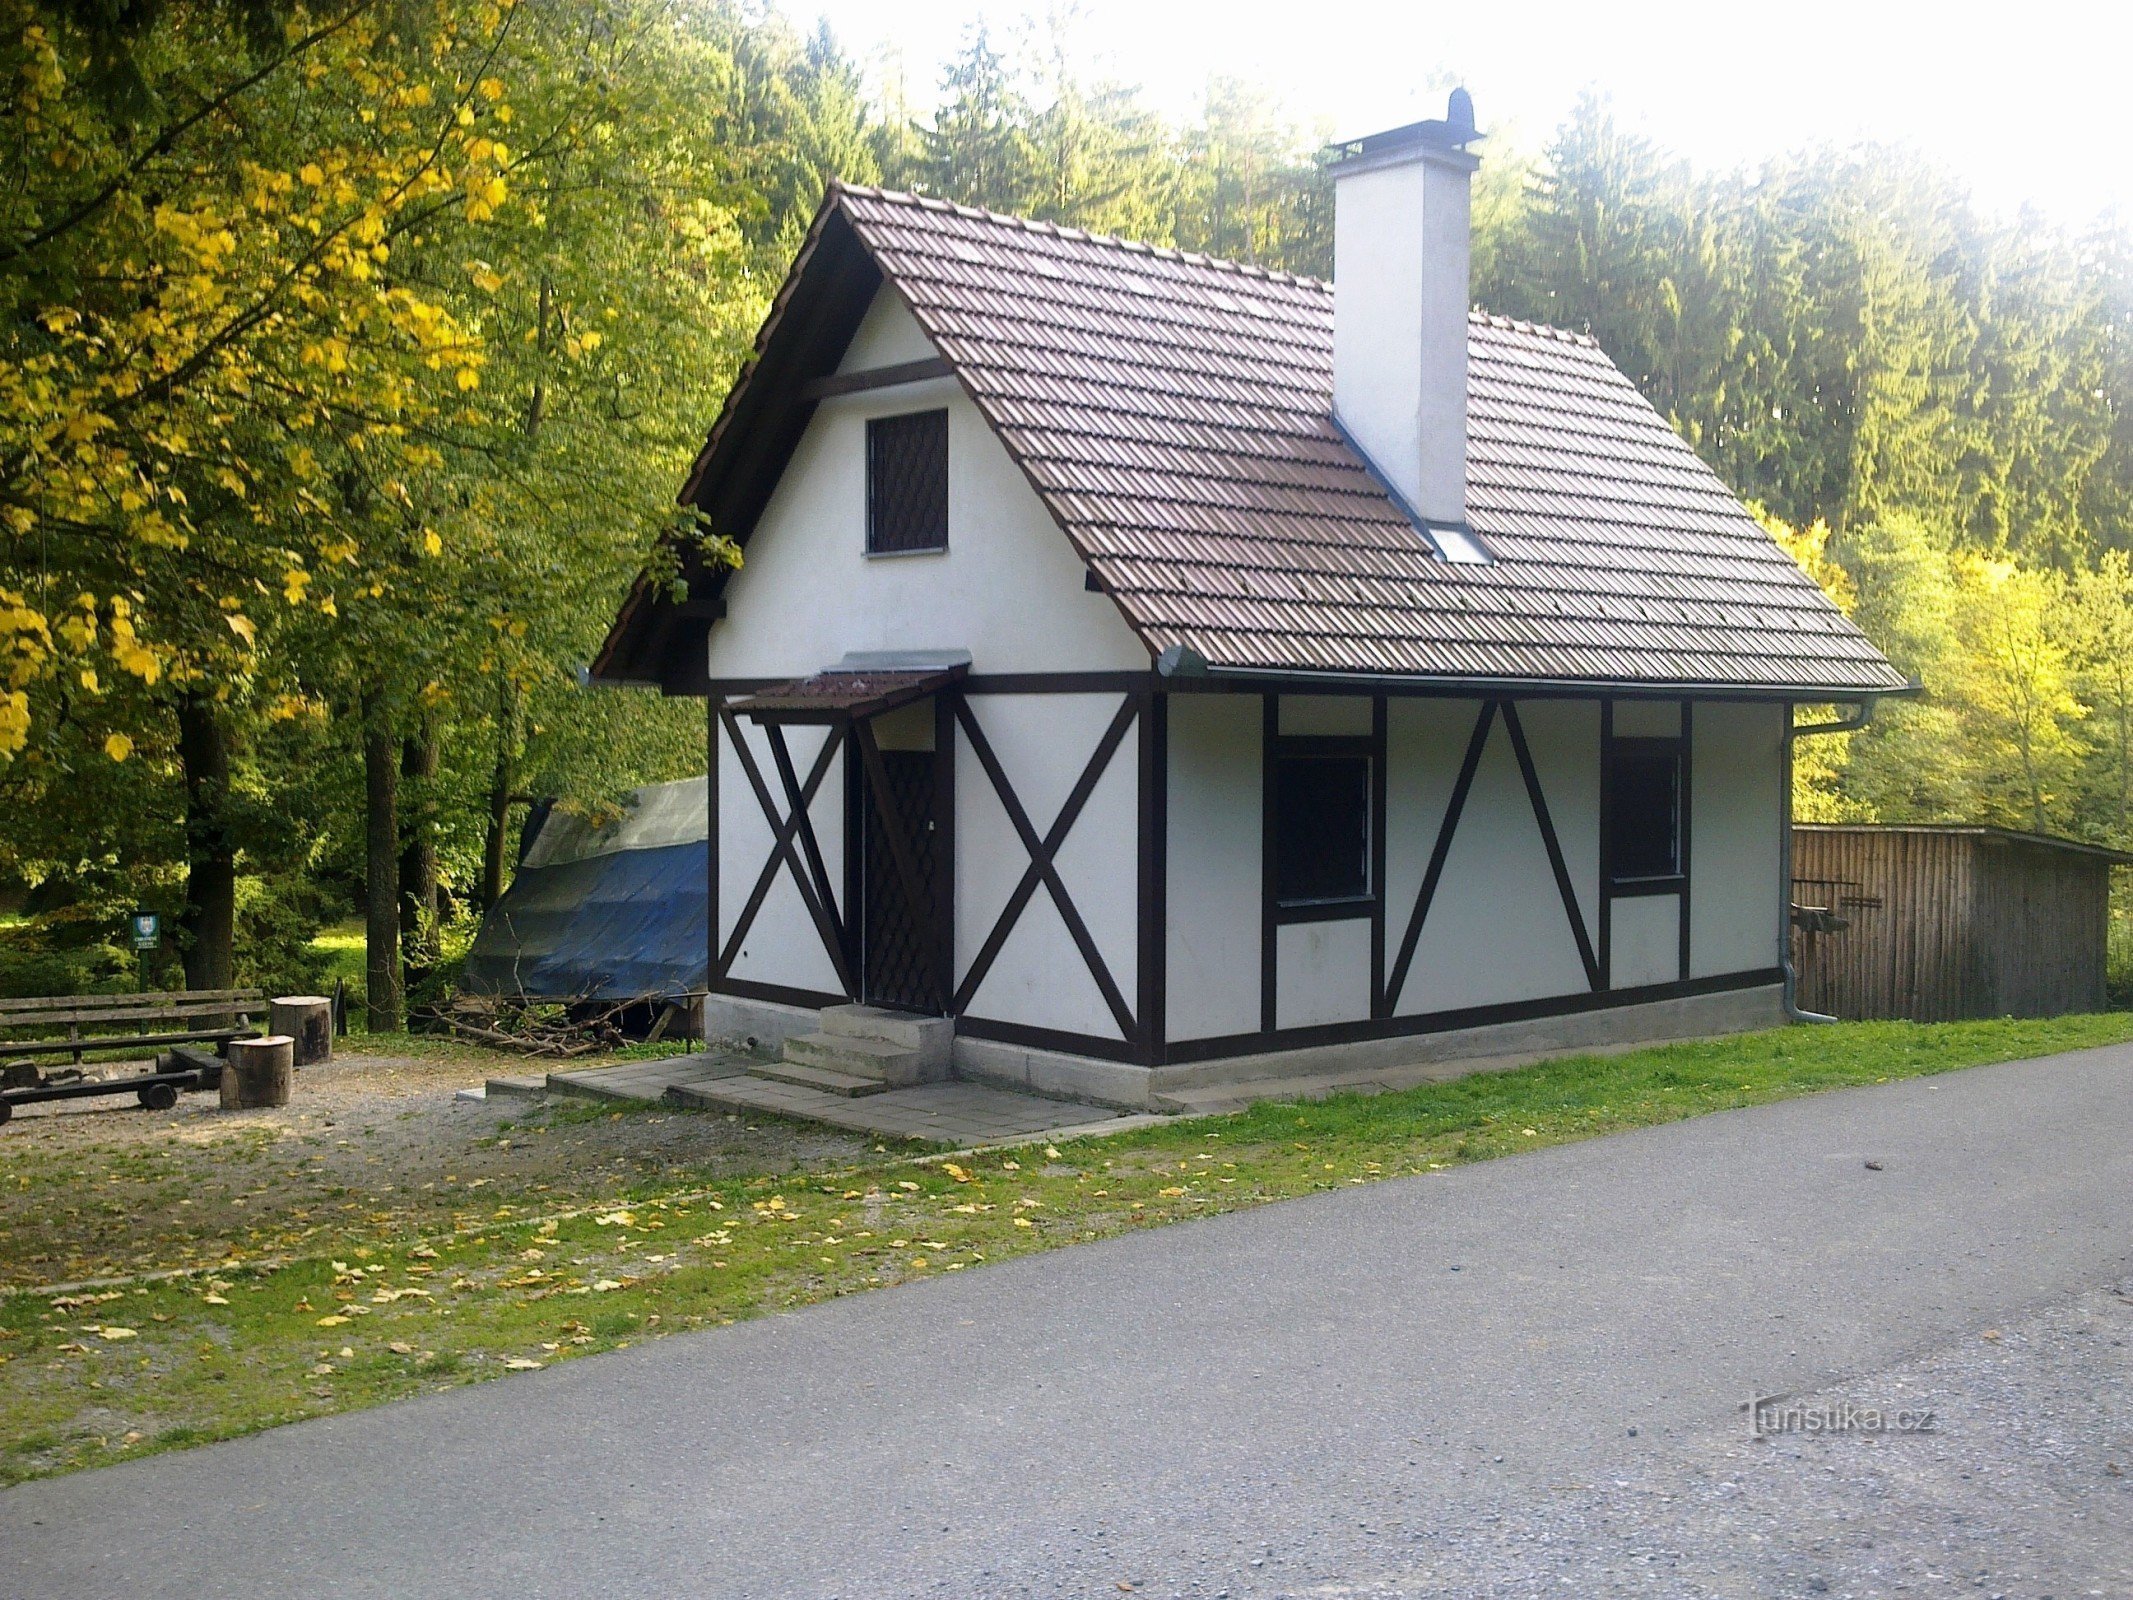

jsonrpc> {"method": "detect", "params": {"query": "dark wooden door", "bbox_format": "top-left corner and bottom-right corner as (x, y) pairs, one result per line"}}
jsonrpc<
(859, 748), (941, 1013)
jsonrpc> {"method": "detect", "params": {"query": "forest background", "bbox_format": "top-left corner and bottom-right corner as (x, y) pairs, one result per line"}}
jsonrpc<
(4, 0), (2129, 1015)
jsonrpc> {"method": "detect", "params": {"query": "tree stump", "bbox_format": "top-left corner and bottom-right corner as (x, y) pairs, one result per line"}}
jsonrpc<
(222, 1036), (294, 1110)
(270, 996), (333, 1067)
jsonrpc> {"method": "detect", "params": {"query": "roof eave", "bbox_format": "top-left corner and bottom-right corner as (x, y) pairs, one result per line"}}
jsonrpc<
(590, 187), (884, 691)
(1191, 662), (1918, 703)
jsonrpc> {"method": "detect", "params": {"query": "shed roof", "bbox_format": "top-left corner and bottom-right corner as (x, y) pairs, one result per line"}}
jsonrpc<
(1794, 824), (2133, 866)
(597, 185), (1906, 699)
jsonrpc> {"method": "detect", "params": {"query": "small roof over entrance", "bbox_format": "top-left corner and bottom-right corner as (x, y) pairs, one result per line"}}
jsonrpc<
(726, 650), (970, 723)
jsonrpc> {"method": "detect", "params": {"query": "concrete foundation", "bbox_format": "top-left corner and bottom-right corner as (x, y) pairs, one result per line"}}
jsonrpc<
(697, 981), (1789, 1113)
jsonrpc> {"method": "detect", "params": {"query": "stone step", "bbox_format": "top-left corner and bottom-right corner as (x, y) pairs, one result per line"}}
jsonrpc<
(750, 1056), (893, 1098)
(820, 1004), (952, 1054)
(816, 1006), (953, 1084)
(784, 1029), (926, 1079)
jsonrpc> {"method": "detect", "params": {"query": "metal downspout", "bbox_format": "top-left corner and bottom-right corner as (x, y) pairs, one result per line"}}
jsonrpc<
(1781, 697), (1886, 1022)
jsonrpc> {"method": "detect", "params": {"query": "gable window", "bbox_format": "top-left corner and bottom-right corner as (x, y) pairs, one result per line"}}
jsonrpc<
(1606, 738), (1683, 882)
(1275, 752), (1372, 906)
(866, 409), (949, 554)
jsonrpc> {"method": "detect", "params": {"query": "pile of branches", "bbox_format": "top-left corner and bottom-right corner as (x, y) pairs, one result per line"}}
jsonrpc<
(421, 995), (635, 1059)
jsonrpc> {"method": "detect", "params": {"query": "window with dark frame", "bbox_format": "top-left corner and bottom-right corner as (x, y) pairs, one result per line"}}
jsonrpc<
(1607, 739), (1683, 882)
(1274, 753), (1372, 906)
(866, 409), (949, 554)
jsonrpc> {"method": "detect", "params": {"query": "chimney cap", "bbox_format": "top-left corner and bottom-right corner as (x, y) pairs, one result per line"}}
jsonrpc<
(1330, 88), (1482, 165)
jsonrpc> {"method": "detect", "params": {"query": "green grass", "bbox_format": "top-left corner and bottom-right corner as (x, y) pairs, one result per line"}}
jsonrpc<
(5, 1011), (2131, 1486)
(308, 920), (367, 1006)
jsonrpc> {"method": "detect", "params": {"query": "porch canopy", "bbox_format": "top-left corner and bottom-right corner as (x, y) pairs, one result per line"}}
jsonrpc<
(726, 650), (969, 724)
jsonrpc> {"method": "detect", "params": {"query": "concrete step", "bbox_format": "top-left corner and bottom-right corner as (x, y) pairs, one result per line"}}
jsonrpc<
(820, 1004), (951, 1053)
(784, 1029), (926, 1079)
(750, 1056), (892, 1098)
(816, 1006), (952, 1082)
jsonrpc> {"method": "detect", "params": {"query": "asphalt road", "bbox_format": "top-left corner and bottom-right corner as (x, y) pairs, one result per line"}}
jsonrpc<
(5, 1046), (2131, 1599)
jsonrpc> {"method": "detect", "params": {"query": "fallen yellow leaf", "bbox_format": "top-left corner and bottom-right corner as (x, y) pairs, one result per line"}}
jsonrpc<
(316, 1315), (350, 1327)
(97, 1326), (137, 1341)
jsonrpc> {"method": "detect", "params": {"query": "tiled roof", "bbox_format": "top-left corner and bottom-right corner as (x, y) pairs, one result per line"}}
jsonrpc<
(827, 184), (1905, 695)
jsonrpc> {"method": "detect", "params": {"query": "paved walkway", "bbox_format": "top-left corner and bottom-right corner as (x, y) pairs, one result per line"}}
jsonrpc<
(531, 1052), (1151, 1145)
(665, 1071), (1153, 1142)
(7, 1044), (2131, 1598)
(535, 1054), (750, 1103)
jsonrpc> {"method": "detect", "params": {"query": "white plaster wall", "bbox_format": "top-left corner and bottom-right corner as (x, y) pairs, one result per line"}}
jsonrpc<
(1165, 695), (1261, 1042)
(1689, 700), (1785, 977)
(1391, 699), (1595, 1015)
(955, 693), (1138, 1040)
(840, 285), (938, 370)
(1515, 699), (1601, 950)
(703, 289), (1146, 680)
(1276, 920), (1371, 1028)
(1609, 894), (1681, 989)
(718, 718), (844, 995)
(1278, 695), (1372, 736)
(1614, 699), (1683, 738)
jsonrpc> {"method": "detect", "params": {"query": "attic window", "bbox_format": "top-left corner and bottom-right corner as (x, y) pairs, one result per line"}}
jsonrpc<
(867, 409), (948, 555)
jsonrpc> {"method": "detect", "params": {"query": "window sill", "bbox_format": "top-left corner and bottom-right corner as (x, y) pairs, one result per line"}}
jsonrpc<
(1608, 874), (1686, 898)
(1273, 896), (1376, 924)
(864, 545), (948, 560)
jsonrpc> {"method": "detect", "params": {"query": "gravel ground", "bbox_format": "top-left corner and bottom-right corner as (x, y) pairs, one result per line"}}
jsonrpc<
(1, 1045), (879, 1289)
(1292, 1276), (2133, 1599)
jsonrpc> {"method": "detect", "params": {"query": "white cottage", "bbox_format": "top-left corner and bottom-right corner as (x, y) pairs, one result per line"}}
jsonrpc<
(593, 98), (1907, 1109)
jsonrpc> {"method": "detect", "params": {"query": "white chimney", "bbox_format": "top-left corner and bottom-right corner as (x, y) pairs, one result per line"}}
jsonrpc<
(1331, 91), (1483, 549)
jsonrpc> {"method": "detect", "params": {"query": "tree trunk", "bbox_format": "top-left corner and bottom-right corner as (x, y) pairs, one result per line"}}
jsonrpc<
(399, 724), (440, 977)
(269, 996), (333, 1067)
(176, 690), (236, 991)
(363, 693), (403, 1033)
(221, 1035), (294, 1110)
(479, 681), (521, 912)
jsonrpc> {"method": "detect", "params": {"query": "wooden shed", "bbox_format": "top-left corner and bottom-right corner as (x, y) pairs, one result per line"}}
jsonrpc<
(1791, 825), (2130, 1022)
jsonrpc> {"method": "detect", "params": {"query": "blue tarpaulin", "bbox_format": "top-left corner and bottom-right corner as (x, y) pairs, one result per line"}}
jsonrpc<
(462, 778), (707, 1001)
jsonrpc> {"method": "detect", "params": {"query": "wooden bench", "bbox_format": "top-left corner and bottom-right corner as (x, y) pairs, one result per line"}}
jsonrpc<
(0, 990), (265, 1125)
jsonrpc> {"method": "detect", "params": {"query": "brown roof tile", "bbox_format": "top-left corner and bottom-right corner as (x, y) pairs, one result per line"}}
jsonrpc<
(628, 184), (1905, 697)
(826, 186), (1905, 695)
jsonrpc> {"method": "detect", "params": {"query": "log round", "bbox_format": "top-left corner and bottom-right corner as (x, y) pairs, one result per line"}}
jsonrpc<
(221, 1035), (294, 1110)
(269, 995), (333, 1067)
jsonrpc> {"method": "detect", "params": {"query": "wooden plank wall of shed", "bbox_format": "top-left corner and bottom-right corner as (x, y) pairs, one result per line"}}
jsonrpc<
(1792, 830), (2113, 1021)
(1792, 829), (1977, 1021)
(1971, 837), (2110, 1017)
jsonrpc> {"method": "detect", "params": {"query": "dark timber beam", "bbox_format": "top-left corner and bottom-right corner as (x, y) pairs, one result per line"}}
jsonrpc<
(799, 357), (954, 402)
(717, 710), (853, 996)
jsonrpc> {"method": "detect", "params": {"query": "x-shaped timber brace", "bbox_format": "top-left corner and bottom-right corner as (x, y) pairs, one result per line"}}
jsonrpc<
(722, 708), (951, 1007)
(715, 691), (1145, 1041)
(950, 695), (1140, 1040)
(718, 707), (856, 997)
